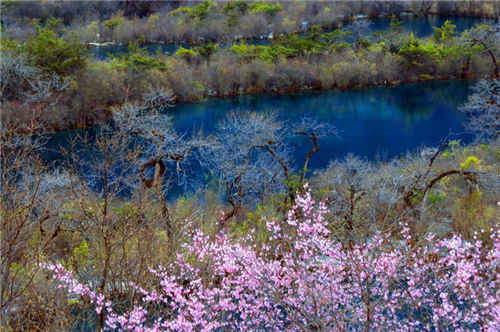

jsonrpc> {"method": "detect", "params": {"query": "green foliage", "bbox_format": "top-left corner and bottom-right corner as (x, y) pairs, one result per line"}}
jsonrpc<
(0, 35), (17, 49)
(230, 31), (324, 62)
(194, 43), (219, 62)
(45, 17), (65, 36)
(223, 1), (249, 15)
(148, 14), (160, 30)
(433, 20), (456, 44)
(169, 1), (218, 20)
(279, 173), (306, 200)
(175, 46), (199, 64)
(398, 34), (439, 68)
(21, 26), (87, 75)
(419, 74), (434, 80)
(72, 240), (91, 266)
(250, 1), (283, 17)
(453, 189), (497, 242)
(273, 34), (324, 56)
(103, 18), (120, 30)
(102, 10), (125, 42)
(308, 25), (323, 43)
(175, 47), (197, 57)
(427, 191), (447, 204)
(460, 156), (484, 171)
(230, 43), (259, 59)
(389, 15), (403, 34)
(9, 262), (24, 274)
(111, 202), (138, 218)
(230, 42), (296, 62)
(111, 42), (167, 71)
(234, 0), (250, 14)
(442, 140), (461, 159)
(225, 11), (240, 28)
(320, 30), (352, 54)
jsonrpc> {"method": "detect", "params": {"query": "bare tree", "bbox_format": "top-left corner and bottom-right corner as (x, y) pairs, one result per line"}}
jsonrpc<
(114, 94), (212, 239)
(317, 154), (373, 243)
(293, 116), (338, 185)
(141, 84), (176, 109)
(206, 111), (287, 220)
(61, 124), (154, 331)
(21, 73), (73, 105)
(466, 22), (500, 79)
(207, 111), (337, 220)
(460, 79), (500, 142)
(347, 20), (372, 62)
(0, 120), (68, 330)
(0, 51), (39, 101)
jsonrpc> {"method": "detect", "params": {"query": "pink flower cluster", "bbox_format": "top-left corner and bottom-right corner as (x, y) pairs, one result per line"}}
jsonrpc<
(44, 186), (500, 331)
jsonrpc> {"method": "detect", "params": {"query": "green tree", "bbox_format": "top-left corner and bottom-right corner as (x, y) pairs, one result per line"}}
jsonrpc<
(398, 33), (439, 70)
(175, 46), (200, 65)
(103, 19), (120, 41)
(112, 42), (167, 72)
(230, 42), (296, 62)
(194, 43), (219, 63)
(389, 14), (403, 34)
(433, 20), (456, 44)
(320, 30), (352, 54)
(273, 34), (324, 56)
(169, 1), (218, 20)
(308, 25), (323, 43)
(21, 26), (87, 76)
(250, 1), (283, 18)
(234, 1), (250, 14)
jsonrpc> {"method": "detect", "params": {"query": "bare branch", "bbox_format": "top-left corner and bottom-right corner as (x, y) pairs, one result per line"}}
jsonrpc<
(460, 79), (500, 142)
(21, 73), (73, 105)
(142, 85), (176, 109)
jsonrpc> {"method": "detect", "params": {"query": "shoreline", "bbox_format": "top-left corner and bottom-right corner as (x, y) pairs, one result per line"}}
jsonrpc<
(82, 13), (497, 48)
(64, 74), (487, 132)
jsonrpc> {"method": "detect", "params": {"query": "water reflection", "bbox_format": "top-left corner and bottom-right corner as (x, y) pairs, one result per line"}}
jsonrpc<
(168, 80), (474, 167)
(46, 80), (474, 170)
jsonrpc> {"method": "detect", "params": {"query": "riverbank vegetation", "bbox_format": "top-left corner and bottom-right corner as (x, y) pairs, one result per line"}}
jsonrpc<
(2, 1), (500, 44)
(0, 16), (500, 130)
(2, 77), (500, 330)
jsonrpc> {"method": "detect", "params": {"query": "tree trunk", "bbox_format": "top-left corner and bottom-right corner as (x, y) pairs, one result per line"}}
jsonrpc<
(153, 160), (172, 239)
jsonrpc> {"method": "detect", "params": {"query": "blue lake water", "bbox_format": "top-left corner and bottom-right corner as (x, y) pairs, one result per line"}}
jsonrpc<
(44, 80), (475, 196)
(168, 80), (474, 169)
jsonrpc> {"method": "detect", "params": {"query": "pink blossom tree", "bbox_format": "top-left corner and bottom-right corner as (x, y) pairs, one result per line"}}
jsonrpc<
(43, 185), (500, 332)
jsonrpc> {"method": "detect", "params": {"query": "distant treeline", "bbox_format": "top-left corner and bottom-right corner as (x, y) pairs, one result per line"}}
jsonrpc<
(2, 1), (499, 45)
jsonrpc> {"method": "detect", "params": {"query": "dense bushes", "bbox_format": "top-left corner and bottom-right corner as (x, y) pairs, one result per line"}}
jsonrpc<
(3, 1), (500, 45)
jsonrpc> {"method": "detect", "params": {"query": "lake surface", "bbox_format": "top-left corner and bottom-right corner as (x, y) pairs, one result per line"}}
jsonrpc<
(168, 80), (474, 169)
(45, 80), (475, 195)
(88, 15), (485, 59)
